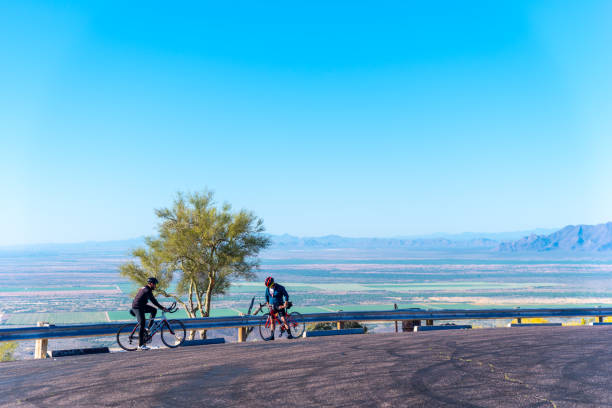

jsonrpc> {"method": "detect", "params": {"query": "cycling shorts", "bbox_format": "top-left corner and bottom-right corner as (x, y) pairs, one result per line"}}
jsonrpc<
(271, 304), (287, 317)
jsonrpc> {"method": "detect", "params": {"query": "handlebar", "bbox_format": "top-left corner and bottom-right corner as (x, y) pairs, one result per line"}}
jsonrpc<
(164, 301), (178, 313)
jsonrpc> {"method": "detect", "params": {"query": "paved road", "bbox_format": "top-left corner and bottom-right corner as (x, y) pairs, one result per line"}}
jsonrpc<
(2, 326), (612, 407)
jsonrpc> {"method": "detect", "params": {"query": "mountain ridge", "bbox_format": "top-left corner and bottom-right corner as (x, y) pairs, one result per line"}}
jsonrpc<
(499, 222), (612, 252)
(2, 223), (611, 252)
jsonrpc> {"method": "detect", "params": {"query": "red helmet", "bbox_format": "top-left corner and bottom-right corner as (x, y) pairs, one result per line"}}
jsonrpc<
(265, 276), (274, 287)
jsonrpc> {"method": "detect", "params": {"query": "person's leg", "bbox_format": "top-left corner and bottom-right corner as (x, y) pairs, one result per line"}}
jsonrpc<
(134, 308), (146, 347)
(276, 307), (289, 337)
(281, 312), (294, 338)
(280, 312), (290, 332)
(269, 306), (277, 339)
(144, 305), (157, 330)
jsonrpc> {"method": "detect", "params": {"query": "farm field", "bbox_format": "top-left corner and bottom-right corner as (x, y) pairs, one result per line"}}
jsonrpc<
(2, 246), (612, 360)
(2, 247), (612, 328)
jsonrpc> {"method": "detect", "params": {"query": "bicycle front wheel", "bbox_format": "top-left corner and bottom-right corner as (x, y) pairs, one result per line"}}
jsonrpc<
(117, 323), (140, 351)
(287, 312), (305, 338)
(258, 313), (275, 341)
(161, 319), (186, 348)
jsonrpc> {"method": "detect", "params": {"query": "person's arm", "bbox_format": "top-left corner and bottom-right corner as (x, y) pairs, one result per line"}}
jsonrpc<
(265, 289), (270, 305)
(148, 289), (165, 310)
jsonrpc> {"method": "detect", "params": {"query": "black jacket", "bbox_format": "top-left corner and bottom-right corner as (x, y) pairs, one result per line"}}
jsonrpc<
(132, 286), (163, 309)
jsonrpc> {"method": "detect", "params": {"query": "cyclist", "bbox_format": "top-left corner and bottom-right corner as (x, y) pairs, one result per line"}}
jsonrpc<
(131, 277), (168, 351)
(264, 276), (293, 340)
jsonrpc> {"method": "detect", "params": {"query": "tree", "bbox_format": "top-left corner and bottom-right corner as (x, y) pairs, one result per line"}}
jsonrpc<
(120, 191), (270, 338)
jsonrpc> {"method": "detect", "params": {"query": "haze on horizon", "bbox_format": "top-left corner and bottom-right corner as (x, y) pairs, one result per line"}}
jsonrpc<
(2, 1), (612, 246)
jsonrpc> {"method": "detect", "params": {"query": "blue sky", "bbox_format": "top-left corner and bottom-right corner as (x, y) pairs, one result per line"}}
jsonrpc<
(1, 1), (611, 245)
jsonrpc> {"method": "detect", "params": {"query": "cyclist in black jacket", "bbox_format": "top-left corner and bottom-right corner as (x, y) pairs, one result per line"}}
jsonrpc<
(131, 277), (167, 350)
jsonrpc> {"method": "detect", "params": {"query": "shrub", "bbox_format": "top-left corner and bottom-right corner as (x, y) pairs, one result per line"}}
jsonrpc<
(0, 342), (17, 362)
(307, 322), (334, 331)
(307, 321), (368, 333)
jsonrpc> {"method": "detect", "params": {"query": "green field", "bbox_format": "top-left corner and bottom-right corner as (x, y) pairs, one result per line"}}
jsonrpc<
(2, 255), (612, 328)
(0, 286), (118, 292)
(4, 312), (109, 325)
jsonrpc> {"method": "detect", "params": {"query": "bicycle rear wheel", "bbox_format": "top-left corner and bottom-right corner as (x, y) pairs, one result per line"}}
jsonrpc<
(258, 313), (276, 341)
(287, 312), (305, 338)
(161, 319), (186, 348)
(116, 323), (139, 351)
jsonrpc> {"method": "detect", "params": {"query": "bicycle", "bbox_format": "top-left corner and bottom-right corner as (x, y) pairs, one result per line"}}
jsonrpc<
(252, 299), (305, 341)
(116, 301), (186, 351)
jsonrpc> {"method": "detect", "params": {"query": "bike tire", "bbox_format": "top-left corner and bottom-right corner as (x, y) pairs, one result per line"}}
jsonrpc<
(288, 312), (305, 338)
(161, 319), (186, 348)
(258, 313), (274, 341)
(116, 323), (140, 351)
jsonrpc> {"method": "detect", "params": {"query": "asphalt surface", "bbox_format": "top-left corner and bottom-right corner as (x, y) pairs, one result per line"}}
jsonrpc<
(2, 326), (612, 407)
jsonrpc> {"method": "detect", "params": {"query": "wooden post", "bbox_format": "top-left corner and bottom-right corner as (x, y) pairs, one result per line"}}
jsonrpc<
(35, 321), (49, 359)
(598, 316), (604, 323)
(517, 317), (522, 324)
(426, 319), (433, 326)
(336, 321), (343, 330)
(394, 303), (398, 333)
(237, 312), (248, 342)
(237, 327), (247, 342)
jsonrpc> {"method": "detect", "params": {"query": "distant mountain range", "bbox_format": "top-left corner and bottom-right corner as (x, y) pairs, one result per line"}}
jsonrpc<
(498, 222), (612, 252)
(393, 228), (558, 242)
(269, 234), (500, 250)
(271, 223), (612, 252)
(3, 223), (611, 253)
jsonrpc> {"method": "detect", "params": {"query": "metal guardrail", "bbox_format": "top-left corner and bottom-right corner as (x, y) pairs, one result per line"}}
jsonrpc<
(1, 307), (611, 342)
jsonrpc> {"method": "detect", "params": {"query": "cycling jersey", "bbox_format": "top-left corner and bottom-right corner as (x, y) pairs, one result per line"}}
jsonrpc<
(265, 283), (289, 307)
(132, 285), (163, 309)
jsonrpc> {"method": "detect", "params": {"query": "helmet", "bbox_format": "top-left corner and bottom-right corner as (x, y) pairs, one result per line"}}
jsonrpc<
(264, 276), (274, 287)
(147, 277), (159, 285)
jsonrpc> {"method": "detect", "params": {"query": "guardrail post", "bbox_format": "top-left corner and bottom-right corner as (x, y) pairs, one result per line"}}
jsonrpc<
(237, 326), (247, 342)
(598, 316), (604, 323)
(237, 313), (248, 342)
(34, 321), (49, 359)
(394, 304), (398, 333)
(426, 319), (433, 326)
(336, 309), (344, 330)
(517, 317), (522, 324)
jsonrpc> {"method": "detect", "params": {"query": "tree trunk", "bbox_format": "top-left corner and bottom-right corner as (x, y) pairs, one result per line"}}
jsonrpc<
(183, 309), (196, 340)
(185, 281), (198, 340)
(190, 280), (206, 339)
(188, 280), (194, 316)
(204, 274), (214, 317)
(199, 273), (215, 340)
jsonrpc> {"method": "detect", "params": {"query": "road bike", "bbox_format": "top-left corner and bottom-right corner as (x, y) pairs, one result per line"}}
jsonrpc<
(116, 301), (186, 351)
(248, 298), (305, 340)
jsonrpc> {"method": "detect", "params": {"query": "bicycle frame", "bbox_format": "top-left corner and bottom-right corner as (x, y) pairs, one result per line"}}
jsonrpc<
(265, 309), (294, 330)
(129, 310), (173, 340)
